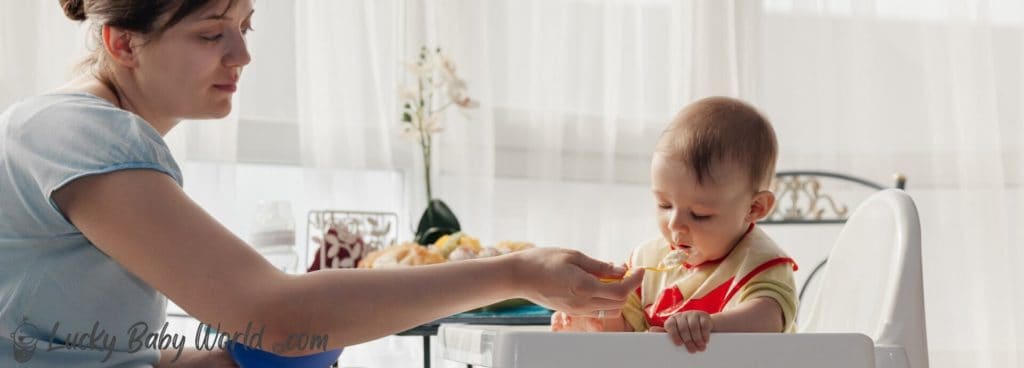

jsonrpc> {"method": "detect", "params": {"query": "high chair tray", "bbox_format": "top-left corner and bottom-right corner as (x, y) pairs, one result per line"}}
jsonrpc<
(438, 324), (876, 368)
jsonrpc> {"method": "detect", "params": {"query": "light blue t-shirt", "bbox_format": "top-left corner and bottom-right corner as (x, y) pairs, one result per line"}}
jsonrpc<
(0, 93), (182, 367)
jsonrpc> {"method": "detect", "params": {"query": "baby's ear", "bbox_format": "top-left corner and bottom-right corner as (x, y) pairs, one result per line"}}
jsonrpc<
(746, 190), (776, 222)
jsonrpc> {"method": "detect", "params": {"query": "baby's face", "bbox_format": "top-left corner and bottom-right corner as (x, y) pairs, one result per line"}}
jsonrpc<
(651, 153), (758, 266)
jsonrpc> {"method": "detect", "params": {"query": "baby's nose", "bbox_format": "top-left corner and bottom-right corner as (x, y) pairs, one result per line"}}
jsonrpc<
(672, 231), (689, 243)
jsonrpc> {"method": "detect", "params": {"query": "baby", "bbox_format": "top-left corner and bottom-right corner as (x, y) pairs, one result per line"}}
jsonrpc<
(551, 97), (798, 354)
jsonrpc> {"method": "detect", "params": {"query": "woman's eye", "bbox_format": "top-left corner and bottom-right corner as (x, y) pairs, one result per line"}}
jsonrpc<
(691, 212), (712, 221)
(201, 34), (223, 42)
(657, 203), (672, 210)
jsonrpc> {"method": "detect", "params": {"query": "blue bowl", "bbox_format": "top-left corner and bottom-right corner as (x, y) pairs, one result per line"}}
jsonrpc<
(228, 341), (343, 368)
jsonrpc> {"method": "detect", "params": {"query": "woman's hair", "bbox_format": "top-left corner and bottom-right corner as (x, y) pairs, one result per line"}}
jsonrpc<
(58, 0), (235, 77)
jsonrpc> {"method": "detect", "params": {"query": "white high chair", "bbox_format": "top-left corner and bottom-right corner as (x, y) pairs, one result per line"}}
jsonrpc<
(799, 188), (929, 368)
(437, 189), (928, 368)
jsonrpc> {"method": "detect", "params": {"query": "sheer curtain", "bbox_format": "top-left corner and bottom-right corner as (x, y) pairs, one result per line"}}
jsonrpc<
(754, 2), (1024, 366)
(296, 1), (1024, 366)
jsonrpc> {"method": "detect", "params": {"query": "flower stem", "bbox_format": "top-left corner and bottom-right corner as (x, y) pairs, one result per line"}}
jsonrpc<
(423, 136), (432, 205)
(417, 74), (433, 205)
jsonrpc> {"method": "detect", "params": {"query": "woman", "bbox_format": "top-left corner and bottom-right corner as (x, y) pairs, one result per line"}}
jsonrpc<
(0, 0), (644, 366)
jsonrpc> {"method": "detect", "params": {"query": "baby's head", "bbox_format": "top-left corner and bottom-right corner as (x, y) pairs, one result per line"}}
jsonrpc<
(651, 96), (777, 266)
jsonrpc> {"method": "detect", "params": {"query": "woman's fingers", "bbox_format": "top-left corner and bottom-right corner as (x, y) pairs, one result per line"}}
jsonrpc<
(571, 252), (627, 279)
(577, 267), (645, 301)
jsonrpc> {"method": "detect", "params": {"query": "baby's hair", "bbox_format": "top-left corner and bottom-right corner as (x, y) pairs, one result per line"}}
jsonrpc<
(656, 96), (778, 191)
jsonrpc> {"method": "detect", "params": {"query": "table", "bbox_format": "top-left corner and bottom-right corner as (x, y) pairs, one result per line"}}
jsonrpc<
(396, 305), (553, 368)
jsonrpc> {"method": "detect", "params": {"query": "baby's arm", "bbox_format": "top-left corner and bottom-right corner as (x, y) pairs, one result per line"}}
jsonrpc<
(655, 299), (781, 354)
(719, 262), (798, 332)
(711, 296), (784, 332)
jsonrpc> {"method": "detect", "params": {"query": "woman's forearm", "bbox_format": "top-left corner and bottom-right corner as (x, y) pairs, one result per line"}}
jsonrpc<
(253, 255), (520, 355)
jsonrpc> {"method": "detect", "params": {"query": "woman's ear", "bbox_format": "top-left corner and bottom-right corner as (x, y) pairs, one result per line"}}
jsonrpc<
(101, 25), (139, 68)
(745, 190), (776, 223)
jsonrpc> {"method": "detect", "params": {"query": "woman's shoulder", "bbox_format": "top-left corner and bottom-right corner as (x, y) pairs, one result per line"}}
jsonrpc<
(4, 92), (148, 136)
(3, 92), (171, 158)
(1, 92), (182, 186)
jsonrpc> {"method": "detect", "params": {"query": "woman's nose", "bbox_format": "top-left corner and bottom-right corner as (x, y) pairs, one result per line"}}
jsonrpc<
(224, 32), (252, 68)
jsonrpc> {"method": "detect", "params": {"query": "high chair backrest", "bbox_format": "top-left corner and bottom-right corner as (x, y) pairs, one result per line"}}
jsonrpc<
(798, 189), (929, 368)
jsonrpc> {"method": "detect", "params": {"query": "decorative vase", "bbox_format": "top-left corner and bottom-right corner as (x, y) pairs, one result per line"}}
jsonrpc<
(414, 198), (461, 245)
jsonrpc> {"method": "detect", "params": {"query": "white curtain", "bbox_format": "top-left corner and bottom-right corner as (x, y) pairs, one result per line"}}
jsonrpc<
(5, 0), (1024, 366)
(294, 1), (1024, 366)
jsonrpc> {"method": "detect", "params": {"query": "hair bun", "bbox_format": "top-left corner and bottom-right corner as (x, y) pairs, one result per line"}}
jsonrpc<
(60, 0), (87, 21)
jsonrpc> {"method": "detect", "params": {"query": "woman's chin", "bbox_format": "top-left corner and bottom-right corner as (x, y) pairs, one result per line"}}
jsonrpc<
(191, 105), (233, 120)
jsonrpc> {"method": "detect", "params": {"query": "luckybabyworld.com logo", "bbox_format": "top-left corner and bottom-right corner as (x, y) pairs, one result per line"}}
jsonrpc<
(8, 317), (330, 364)
(9, 318), (39, 363)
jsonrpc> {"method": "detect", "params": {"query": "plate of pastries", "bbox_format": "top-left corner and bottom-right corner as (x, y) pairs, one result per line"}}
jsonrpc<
(357, 233), (537, 311)
(357, 232), (534, 268)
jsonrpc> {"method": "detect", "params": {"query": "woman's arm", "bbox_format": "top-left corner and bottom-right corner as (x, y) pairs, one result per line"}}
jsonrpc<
(157, 348), (235, 367)
(54, 170), (643, 355)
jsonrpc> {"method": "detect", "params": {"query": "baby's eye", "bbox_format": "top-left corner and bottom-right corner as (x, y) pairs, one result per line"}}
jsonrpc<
(201, 34), (223, 42)
(691, 212), (712, 221)
(657, 203), (672, 210)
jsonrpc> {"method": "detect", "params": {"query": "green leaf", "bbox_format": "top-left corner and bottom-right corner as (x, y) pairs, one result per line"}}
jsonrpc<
(401, 112), (412, 123)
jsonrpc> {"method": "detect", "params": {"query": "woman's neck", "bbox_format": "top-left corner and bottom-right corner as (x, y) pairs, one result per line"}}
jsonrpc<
(57, 74), (178, 136)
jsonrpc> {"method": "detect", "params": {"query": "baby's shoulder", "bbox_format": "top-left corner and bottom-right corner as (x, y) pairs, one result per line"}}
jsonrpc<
(743, 227), (792, 259)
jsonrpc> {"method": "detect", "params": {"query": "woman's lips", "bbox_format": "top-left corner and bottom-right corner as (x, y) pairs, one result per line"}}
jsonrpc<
(214, 84), (237, 92)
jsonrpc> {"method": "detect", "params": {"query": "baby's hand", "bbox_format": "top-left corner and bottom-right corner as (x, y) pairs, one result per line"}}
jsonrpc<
(649, 310), (713, 353)
(550, 311), (607, 332)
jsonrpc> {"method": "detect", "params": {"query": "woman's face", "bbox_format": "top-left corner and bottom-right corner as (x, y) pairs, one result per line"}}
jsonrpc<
(131, 0), (253, 120)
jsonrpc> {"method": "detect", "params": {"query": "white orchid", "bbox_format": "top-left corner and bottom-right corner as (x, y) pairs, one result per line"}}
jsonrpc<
(399, 46), (478, 201)
(424, 114), (444, 134)
(398, 86), (418, 102)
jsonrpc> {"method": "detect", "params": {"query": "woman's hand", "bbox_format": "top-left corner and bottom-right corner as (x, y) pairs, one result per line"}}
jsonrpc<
(510, 248), (644, 317)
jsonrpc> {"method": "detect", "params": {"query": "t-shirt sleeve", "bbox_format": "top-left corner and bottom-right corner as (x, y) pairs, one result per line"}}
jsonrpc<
(735, 263), (799, 332)
(620, 242), (652, 332)
(10, 98), (182, 220)
(622, 289), (648, 332)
